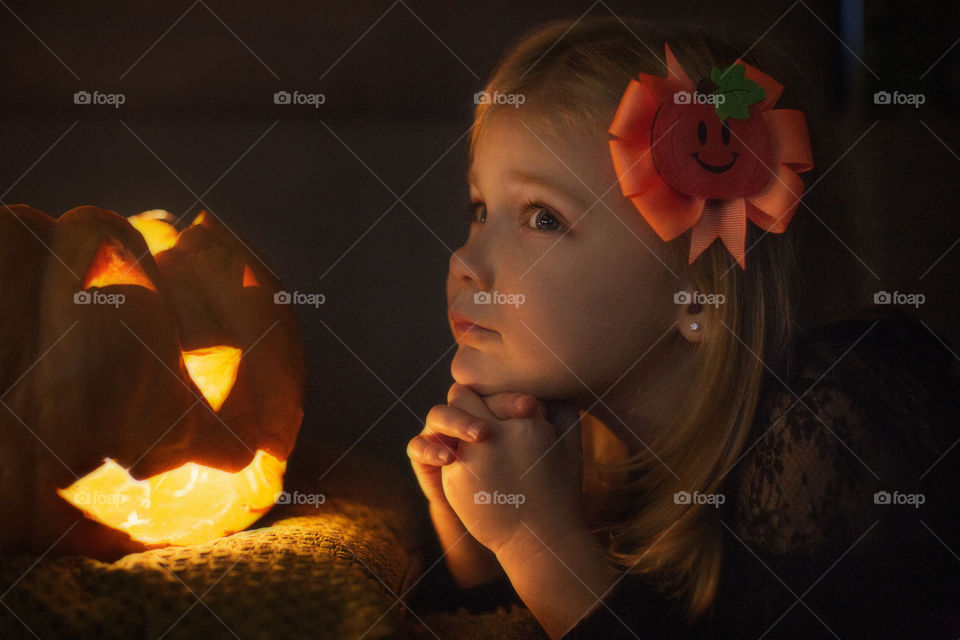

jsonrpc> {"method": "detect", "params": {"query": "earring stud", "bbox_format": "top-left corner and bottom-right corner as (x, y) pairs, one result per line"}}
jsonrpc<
(689, 321), (700, 331)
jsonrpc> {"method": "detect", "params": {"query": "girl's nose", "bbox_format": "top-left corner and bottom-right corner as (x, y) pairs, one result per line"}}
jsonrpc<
(448, 243), (492, 293)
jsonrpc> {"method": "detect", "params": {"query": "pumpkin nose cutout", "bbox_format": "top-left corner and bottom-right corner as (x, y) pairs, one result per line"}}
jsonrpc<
(181, 346), (242, 411)
(83, 238), (157, 291)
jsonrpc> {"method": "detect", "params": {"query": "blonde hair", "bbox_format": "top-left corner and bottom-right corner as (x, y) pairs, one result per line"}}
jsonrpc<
(470, 16), (803, 624)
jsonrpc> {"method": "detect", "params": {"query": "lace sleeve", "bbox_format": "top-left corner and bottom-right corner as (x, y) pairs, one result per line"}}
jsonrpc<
(732, 383), (880, 556)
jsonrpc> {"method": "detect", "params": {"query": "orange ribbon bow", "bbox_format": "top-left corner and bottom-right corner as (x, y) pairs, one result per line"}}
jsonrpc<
(608, 44), (814, 268)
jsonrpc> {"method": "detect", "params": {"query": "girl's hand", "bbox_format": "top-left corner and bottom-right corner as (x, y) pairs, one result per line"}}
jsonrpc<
(441, 383), (585, 559)
(407, 386), (541, 588)
(406, 389), (538, 510)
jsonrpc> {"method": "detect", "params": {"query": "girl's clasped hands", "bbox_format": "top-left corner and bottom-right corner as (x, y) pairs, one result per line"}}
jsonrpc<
(407, 383), (584, 565)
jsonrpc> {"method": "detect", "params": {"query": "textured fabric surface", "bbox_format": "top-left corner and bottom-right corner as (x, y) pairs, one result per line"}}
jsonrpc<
(416, 605), (548, 640)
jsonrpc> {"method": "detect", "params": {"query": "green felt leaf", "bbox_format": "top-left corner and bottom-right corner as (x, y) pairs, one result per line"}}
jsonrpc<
(710, 64), (766, 120)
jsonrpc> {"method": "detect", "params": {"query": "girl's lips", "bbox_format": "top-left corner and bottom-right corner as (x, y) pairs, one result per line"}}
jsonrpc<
(449, 312), (498, 341)
(452, 320), (496, 338)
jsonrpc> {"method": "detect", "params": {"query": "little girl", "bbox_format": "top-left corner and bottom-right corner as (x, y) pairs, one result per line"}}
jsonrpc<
(407, 16), (958, 639)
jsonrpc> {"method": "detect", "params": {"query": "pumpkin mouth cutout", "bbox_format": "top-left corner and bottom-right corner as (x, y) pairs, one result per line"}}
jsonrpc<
(691, 151), (739, 173)
(57, 450), (285, 546)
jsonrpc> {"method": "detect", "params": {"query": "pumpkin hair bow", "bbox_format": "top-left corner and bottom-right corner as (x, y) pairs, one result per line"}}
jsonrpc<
(608, 44), (813, 269)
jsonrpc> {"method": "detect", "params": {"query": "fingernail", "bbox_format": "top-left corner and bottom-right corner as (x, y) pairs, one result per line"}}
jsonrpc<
(467, 421), (483, 440)
(438, 450), (451, 463)
(514, 395), (529, 410)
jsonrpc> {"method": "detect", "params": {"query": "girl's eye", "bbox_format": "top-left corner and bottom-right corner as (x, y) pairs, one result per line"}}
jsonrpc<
(464, 201), (486, 224)
(524, 201), (566, 232)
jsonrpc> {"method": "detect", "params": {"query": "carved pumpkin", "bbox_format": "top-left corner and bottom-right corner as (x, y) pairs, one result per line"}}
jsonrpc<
(0, 205), (305, 559)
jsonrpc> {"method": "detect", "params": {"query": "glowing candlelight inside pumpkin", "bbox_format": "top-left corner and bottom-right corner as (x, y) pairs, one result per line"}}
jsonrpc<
(57, 450), (285, 546)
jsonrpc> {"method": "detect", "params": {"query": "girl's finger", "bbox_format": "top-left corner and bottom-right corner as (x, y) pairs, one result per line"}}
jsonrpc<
(424, 403), (490, 442)
(446, 383), (499, 425)
(406, 434), (458, 465)
(481, 392), (538, 420)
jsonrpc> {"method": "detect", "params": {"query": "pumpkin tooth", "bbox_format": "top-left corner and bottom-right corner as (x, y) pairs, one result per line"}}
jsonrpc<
(181, 346), (242, 411)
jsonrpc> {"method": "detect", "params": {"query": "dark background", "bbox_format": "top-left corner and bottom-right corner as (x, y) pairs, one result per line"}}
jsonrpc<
(1, 0), (957, 485)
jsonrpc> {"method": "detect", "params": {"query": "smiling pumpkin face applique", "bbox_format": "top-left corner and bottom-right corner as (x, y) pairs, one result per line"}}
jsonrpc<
(650, 77), (773, 198)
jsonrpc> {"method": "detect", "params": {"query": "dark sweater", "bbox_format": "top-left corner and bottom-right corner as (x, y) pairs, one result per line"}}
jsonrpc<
(416, 316), (960, 639)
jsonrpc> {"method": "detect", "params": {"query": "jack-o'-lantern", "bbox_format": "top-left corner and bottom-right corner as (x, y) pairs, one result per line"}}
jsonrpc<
(0, 205), (305, 559)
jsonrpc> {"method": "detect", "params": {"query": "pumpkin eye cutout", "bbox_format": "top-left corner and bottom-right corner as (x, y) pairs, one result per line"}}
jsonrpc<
(697, 120), (707, 145)
(83, 238), (157, 292)
(242, 265), (259, 288)
(181, 346), (242, 411)
(721, 121), (731, 145)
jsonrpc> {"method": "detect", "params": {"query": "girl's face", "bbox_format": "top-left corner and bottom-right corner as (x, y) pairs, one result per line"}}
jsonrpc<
(447, 107), (684, 403)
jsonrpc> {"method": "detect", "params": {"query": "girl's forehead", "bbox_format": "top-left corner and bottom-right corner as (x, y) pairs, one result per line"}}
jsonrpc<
(470, 110), (609, 190)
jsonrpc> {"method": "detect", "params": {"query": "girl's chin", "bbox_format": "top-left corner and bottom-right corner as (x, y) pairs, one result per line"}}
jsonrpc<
(450, 348), (560, 398)
(450, 347), (499, 395)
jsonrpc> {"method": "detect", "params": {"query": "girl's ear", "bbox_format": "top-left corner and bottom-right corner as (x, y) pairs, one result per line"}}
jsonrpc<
(676, 293), (706, 344)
